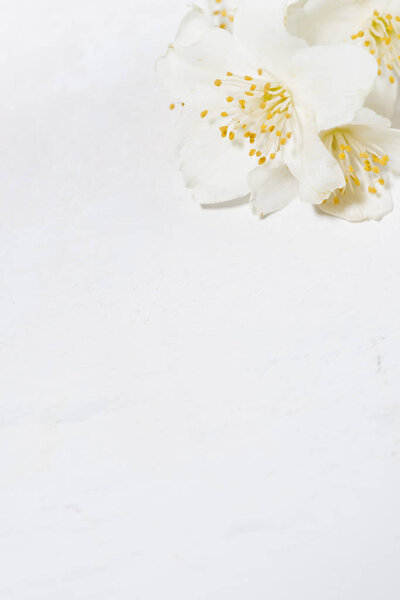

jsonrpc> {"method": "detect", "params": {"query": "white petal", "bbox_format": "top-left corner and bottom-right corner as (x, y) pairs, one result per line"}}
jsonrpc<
(358, 127), (400, 174)
(342, 107), (400, 174)
(249, 165), (298, 216)
(289, 44), (377, 130)
(156, 28), (252, 104)
(175, 7), (212, 47)
(234, 0), (306, 74)
(349, 107), (391, 128)
(287, 110), (346, 204)
(365, 72), (398, 120)
(318, 183), (393, 222)
(388, 0), (400, 14)
(287, 0), (373, 45)
(285, 0), (309, 16)
(179, 117), (254, 204)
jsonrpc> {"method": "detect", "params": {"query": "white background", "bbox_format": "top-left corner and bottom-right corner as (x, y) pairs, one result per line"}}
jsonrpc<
(1, 1), (400, 598)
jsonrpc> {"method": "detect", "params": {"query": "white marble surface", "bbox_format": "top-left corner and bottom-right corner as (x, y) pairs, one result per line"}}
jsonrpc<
(1, 1), (400, 598)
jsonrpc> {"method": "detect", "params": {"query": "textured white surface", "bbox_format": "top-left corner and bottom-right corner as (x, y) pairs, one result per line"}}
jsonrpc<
(1, 1), (400, 598)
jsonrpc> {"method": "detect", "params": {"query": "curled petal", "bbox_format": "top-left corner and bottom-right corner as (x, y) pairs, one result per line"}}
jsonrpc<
(249, 165), (298, 216)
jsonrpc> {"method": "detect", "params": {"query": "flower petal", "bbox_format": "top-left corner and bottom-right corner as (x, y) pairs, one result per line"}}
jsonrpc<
(179, 116), (254, 203)
(288, 44), (377, 130)
(249, 165), (298, 216)
(156, 28), (253, 104)
(349, 107), (391, 128)
(287, 0), (373, 46)
(342, 107), (400, 174)
(318, 183), (393, 222)
(356, 126), (400, 174)
(175, 7), (212, 47)
(366, 71), (398, 120)
(287, 110), (346, 204)
(234, 0), (306, 73)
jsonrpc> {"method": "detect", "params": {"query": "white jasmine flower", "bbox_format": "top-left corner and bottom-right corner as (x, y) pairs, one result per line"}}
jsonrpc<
(287, 0), (400, 117)
(157, 0), (376, 212)
(251, 108), (400, 221)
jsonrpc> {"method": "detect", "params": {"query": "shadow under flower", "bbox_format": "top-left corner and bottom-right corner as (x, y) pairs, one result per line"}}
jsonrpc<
(201, 194), (250, 210)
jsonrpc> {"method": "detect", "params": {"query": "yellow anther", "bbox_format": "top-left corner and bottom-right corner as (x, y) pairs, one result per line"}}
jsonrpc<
(258, 157), (266, 165)
(200, 110), (208, 118)
(214, 79), (222, 87)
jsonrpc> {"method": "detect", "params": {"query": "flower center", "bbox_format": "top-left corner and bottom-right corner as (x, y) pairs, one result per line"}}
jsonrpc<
(211, 0), (235, 30)
(351, 10), (400, 83)
(201, 69), (294, 166)
(322, 129), (389, 204)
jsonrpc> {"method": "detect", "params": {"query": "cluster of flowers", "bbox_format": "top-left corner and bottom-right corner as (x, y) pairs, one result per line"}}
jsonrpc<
(157, 0), (400, 221)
